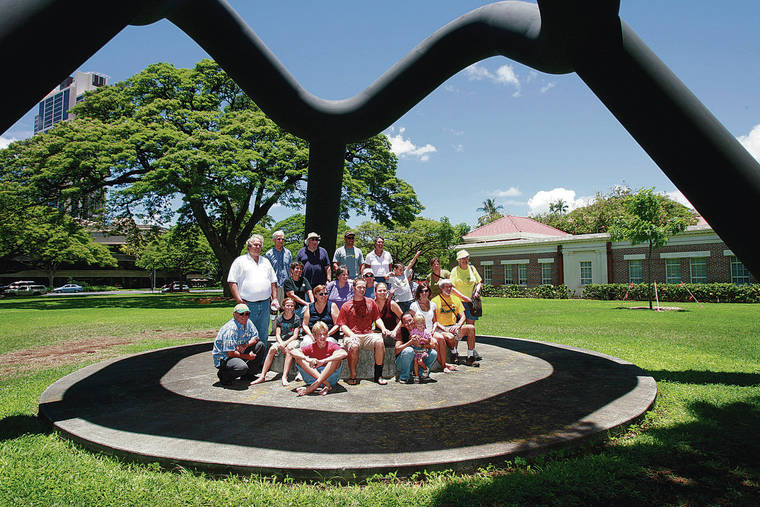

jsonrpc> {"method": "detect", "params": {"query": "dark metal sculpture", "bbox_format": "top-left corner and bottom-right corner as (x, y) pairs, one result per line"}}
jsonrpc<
(2, 0), (758, 274)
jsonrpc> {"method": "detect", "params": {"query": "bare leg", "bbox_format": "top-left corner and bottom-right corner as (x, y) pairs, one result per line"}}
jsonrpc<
(347, 344), (359, 380)
(298, 359), (340, 396)
(434, 335), (457, 372)
(281, 352), (294, 386)
(251, 346), (278, 384)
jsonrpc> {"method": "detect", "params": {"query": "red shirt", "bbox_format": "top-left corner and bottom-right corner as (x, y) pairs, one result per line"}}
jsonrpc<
(336, 297), (380, 334)
(301, 341), (342, 360)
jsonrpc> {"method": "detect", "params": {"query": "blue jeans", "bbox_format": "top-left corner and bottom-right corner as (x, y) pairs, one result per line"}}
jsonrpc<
(246, 298), (271, 352)
(295, 363), (342, 388)
(395, 347), (438, 381)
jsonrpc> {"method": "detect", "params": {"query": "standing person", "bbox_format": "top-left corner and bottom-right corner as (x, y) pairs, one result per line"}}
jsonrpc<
(388, 250), (421, 313)
(394, 312), (438, 384)
(290, 322), (347, 396)
(333, 231), (364, 280)
(283, 261), (313, 319)
(425, 257), (451, 299)
(337, 278), (393, 385)
(410, 283), (458, 373)
(252, 298), (302, 387)
(450, 250), (482, 325)
(228, 234), (280, 351)
(363, 236), (393, 284)
(432, 279), (479, 367)
(297, 232), (331, 287)
(325, 265), (353, 310)
(212, 303), (266, 385)
(265, 229), (292, 334)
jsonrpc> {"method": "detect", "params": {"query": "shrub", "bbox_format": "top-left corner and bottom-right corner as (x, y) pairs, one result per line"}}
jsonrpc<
(481, 284), (571, 299)
(581, 282), (760, 303)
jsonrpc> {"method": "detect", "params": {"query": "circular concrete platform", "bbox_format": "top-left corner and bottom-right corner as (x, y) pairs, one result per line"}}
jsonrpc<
(39, 336), (656, 480)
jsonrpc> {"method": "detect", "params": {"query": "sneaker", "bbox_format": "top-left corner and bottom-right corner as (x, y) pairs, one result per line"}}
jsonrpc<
(465, 357), (480, 367)
(403, 377), (415, 384)
(451, 352), (460, 365)
(472, 350), (483, 361)
(420, 370), (430, 381)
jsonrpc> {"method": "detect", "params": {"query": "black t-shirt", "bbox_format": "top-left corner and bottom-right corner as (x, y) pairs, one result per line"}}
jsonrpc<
(283, 277), (312, 307)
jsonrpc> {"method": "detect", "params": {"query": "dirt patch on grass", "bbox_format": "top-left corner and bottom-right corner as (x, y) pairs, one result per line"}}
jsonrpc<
(0, 329), (215, 378)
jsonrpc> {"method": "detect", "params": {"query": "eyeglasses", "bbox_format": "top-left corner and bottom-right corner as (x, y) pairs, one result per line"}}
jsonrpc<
(238, 312), (251, 316)
(419, 288), (430, 293)
(363, 273), (374, 278)
(317, 292), (328, 296)
(309, 238), (320, 241)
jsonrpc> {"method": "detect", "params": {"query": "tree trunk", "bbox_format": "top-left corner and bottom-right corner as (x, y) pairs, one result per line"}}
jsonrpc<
(647, 242), (653, 310)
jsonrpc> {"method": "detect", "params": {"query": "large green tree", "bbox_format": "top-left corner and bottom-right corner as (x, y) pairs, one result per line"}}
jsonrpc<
(1, 60), (421, 295)
(135, 224), (217, 286)
(609, 188), (691, 309)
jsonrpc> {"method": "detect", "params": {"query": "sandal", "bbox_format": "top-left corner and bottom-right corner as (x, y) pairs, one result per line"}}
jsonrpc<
(346, 377), (358, 385)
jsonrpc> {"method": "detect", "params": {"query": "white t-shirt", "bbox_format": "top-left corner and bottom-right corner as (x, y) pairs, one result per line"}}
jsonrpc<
(365, 250), (393, 278)
(227, 253), (277, 302)
(410, 300), (437, 331)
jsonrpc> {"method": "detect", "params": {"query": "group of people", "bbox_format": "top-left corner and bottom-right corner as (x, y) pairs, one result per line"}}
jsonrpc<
(213, 230), (483, 395)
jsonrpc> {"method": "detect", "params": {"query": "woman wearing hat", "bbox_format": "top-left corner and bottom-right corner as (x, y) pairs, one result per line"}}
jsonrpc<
(450, 249), (482, 326)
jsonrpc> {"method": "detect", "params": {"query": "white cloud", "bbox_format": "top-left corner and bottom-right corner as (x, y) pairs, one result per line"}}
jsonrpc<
(386, 127), (437, 162)
(492, 187), (522, 198)
(738, 124), (760, 162)
(465, 63), (521, 97)
(540, 82), (556, 93)
(0, 136), (17, 149)
(662, 190), (694, 209)
(527, 188), (592, 214)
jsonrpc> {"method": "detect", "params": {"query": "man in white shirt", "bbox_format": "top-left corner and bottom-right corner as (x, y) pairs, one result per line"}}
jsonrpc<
(332, 230), (364, 279)
(228, 234), (280, 352)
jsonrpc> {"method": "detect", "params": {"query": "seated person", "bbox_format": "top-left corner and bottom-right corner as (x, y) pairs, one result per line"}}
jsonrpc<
(289, 322), (347, 396)
(283, 261), (313, 318)
(394, 312), (438, 384)
(411, 313), (434, 380)
(252, 298), (301, 386)
(212, 303), (266, 385)
(360, 267), (377, 299)
(325, 265), (353, 310)
(387, 250), (421, 313)
(432, 279), (479, 367)
(336, 277), (393, 385)
(301, 284), (341, 345)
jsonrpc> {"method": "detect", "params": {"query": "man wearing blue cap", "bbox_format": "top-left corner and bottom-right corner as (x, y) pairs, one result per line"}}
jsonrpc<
(212, 303), (266, 385)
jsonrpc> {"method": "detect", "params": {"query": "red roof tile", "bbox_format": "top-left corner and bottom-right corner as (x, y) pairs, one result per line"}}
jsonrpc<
(464, 215), (570, 239)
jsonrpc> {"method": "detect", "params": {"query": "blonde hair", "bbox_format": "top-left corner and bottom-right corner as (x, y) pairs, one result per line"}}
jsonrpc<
(312, 321), (328, 335)
(414, 313), (426, 325)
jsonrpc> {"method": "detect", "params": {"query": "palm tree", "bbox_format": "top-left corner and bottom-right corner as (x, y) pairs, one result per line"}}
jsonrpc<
(477, 198), (505, 226)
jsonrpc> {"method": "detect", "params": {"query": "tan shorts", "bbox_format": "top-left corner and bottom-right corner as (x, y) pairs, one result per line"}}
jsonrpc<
(440, 325), (460, 339)
(344, 333), (383, 350)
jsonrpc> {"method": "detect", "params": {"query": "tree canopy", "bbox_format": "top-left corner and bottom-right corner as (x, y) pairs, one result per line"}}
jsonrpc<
(476, 198), (504, 227)
(1, 60), (421, 294)
(532, 186), (696, 235)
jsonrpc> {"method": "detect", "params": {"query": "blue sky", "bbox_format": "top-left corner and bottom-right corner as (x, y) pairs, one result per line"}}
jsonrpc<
(3, 0), (759, 228)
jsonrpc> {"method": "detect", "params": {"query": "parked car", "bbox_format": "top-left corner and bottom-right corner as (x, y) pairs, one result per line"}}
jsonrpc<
(53, 283), (84, 293)
(161, 282), (190, 293)
(3, 280), (38, 295)
(5, 284), (47, 296)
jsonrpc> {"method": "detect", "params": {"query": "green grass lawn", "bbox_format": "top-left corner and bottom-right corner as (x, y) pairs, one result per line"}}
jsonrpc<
(1, 295), (758, 505)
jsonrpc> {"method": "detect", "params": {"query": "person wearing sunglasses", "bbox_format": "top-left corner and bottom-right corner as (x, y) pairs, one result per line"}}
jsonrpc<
(212, 303), (266, 385)
(301, 284), (341, 345)
(360, 267), (377, 299)
(296, 232), (331, 287)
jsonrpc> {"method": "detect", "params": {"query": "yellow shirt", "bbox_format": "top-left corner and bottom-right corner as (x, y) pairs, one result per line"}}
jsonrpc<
(432, 293), (465, 327)
(450, 264), (482, 298)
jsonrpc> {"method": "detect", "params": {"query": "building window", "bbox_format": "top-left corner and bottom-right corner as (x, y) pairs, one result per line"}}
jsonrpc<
(730, 256), (751, 284)
(665, 259), (681, 284)
(541, 263), (552, 285)
(629, 260), (643, 284)
(689, 258), (707, 284)
(518, 264), (527, 286)
(579, 261), (592, 286)
(504, 265), (514, 285)
(483, 265), (492, 285)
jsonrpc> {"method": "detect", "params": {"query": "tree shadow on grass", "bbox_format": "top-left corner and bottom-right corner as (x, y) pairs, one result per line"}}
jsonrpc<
(648, 369), (760, 386)
(0, 414), (52, 441)
(0, 294), (233, 311)
(431, 397), (760, 505)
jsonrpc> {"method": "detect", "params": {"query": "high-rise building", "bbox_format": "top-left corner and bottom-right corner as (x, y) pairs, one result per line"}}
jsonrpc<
(33, 71), (108, 134)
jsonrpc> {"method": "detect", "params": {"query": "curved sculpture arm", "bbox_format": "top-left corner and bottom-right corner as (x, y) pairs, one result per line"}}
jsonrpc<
(166, 0), (573, 141)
